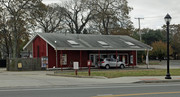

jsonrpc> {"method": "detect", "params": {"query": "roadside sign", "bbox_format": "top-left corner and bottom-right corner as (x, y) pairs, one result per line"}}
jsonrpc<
(73, 62), (79, 70)
(87, 60), (92, 76)
(18, 63), (22, 68)
(87, 60), (92, 66)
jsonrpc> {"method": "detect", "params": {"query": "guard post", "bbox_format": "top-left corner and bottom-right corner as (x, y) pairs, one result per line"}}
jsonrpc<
(87, 60), (92, 76)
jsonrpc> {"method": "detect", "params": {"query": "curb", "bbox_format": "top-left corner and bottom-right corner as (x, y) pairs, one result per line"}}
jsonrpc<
(134, 80), (180, 83)
(46, 74), (107, 79)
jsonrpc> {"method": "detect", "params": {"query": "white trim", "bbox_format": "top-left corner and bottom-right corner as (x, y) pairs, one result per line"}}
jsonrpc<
(56, 47), (151, 51)
(146, 50), (149, 69)
(46, 43), (48, 56)
(23, 33), (57, 51)
(60, 54), (67, 65)
(23, 35), (38, 50)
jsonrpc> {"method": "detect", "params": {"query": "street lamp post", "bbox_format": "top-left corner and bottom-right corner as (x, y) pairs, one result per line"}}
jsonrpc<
(164, 14), (172, 79)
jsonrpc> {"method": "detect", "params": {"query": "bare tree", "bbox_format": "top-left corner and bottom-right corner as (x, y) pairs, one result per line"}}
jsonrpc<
(62, 0), (94, 34)
(90, 0), (133, 35)
(31, 3), (65, 33)
(0, 8), (12, 58)
(0, 0), (42, 58)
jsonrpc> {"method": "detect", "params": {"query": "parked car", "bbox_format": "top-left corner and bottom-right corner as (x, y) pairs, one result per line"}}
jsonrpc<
(98, 58), (125, 69)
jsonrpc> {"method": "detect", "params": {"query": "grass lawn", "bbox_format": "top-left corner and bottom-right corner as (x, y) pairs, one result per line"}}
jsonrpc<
(58, 69), (180, 78)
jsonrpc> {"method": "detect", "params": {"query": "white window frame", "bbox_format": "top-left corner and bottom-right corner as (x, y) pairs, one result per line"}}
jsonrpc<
(60, 54), (67, 65)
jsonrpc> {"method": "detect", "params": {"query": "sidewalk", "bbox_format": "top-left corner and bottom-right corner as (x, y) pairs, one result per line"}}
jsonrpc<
(0, 68), (180, 88)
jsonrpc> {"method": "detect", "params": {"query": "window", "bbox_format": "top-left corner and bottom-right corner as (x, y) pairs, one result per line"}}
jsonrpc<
(130, 55), (133, 64)
(106, 58), (111, 61)
(125, 42), (135, 46)
(67, 40), (79, 45)
(110, 58), (114, 61)
(97, 41), (109, 46)
(60, 54), (67, 65)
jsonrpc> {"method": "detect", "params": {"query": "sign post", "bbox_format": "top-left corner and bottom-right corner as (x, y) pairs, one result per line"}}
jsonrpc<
(87, 60), (92, 76)
(73, 62), (79, 76)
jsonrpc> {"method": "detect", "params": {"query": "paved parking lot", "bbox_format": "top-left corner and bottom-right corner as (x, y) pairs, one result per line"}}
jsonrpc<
(0, 60), (180, 88)
(0, 68), (140, 88)
(138, 60), (180, 69)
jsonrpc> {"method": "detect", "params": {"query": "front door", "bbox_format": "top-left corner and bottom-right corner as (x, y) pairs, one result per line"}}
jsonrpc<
(122, 55), (126, 63)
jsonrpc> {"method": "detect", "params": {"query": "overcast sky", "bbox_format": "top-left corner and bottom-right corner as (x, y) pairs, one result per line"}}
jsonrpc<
(42, 0), (180, 29)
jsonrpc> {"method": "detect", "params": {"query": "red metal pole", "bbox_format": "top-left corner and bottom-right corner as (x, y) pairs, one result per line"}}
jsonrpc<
(61, 50), (63, 71)
(98, 50), (100, 69)
(88, 65), (91, 76)
(80, 50), (82, 70)
(75, 70), (78, 75)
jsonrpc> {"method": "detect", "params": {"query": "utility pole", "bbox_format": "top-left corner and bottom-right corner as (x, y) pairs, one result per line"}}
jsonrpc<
(135, 17), (144, 64)
(135, 17), (144, 41)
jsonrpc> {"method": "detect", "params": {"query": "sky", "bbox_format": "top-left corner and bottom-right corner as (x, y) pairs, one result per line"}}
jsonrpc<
(42, 0), (180, 29)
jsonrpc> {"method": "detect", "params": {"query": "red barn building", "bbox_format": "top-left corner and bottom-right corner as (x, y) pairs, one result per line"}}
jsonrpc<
(23, 33), (152, 68)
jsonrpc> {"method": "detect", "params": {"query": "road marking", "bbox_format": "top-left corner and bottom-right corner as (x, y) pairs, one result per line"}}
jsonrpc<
(97, 94), (113, 96)
(93, 91), (180, 97)
(0, 83), (180, 92)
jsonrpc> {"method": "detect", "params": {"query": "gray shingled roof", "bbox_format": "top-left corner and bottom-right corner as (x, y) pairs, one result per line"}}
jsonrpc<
(24, 33), (152, 51)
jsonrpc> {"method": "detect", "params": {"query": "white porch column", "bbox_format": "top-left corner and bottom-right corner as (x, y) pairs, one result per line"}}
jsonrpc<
(146, 50), (149, 69)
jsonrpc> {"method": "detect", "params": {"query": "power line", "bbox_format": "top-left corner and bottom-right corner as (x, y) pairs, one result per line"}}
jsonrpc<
(143, 16), (163, 19)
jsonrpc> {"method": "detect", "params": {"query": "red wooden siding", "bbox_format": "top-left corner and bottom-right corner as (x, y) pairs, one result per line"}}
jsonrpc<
(59, 50), (89, 67)
(33, 36), (47, 58)
(47, 45), (89, 68)
(128, 51), (136, 66)
(48, 44), (56, 68)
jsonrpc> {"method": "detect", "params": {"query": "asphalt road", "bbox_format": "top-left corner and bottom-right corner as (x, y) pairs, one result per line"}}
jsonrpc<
(1, 83), (180, 97)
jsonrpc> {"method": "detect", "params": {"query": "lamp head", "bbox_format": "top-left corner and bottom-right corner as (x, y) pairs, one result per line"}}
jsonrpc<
(164, 14), (172, 24)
